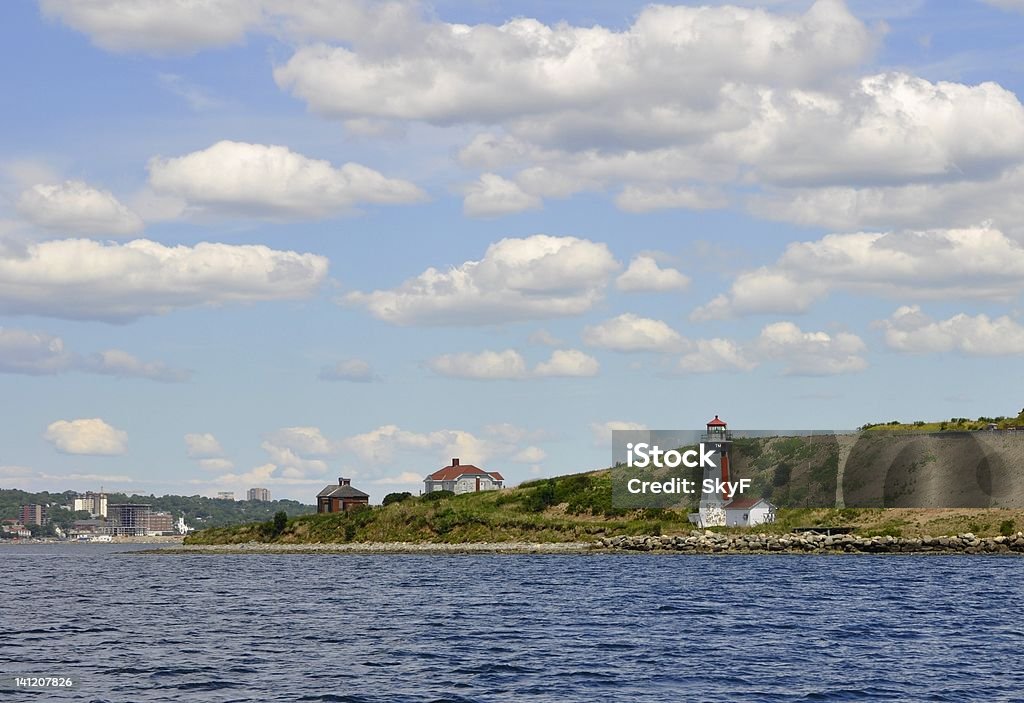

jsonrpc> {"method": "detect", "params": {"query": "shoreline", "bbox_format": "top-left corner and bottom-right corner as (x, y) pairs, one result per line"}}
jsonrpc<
(135, 530), (1024, 555)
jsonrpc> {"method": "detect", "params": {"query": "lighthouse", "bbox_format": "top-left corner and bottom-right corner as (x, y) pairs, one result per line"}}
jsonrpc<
(688, 414), (777, 529)
(692, 415), (732, 527)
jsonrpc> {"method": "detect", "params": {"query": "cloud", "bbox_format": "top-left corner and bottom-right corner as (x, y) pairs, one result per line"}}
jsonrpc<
(427, 349), (528, 380)
(198, 458), (235, 472)
(591, 420), (648, 447)
(527, 329), (563, 346)
(582, 313), (686, 353)
(81, 349), (191, 382)
(0, 327), (72, 375)
(319, 358), (378, 382)
(346, 234), (619, 325)
(677, 322), (865, 375)
(40, 0), (424, 55)
(463, 173), (542, 217)
(185, 433), (224, 459)
(16, 180), (144, 236)
(879, 305), (1024, 355)
(39, 0), (266, 54)
(147, 140), (426, 219)
(0, 237), (328, 321)
(372, 471), (424, 486)
(158, 73), (224, 111)
(533, 349), (599, 377)
(0, 326), (188, 380)
(342, 425), (493, 466)
(692, 224), (1024, 320)
(614, 185), (728, 213)
(980, 0), (1024, 12)
(44, 418), (128, 455)
(276, 1), (873, 126)
(264, 426), (335, 456)
(615, 256), (690, 293)
(427, 348), (598, 379)
(678, 339), (758, 373)
(753, 321), (866, 375)
(510, 446), (546, 463)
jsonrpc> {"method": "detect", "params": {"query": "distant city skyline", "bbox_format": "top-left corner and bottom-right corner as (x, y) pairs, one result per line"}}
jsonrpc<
(2, 1), (1024, 502)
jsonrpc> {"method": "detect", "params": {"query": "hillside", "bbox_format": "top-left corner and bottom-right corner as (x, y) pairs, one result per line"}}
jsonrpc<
(185, 463), (1024, 545)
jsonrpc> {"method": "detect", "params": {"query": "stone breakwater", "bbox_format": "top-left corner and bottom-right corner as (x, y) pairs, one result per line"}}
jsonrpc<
(598, 531), (1024, 554)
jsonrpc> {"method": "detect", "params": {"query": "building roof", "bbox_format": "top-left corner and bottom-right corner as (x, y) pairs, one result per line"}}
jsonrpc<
(724, 496), (772, 510)
(706, 415), (727, 427)
(318, 484), (369, 499)
(427, 463), (504, 482)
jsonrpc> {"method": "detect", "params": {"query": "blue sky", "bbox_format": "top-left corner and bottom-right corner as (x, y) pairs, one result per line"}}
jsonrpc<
(2, 0), (1024, 502)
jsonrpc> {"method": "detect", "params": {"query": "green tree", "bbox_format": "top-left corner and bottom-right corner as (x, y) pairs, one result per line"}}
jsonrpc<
(273, 511), (288, 535)
(382, 492), (412, 506)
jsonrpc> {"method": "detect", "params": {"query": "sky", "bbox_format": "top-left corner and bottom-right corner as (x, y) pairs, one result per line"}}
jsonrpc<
(2, 0), (1024, 503)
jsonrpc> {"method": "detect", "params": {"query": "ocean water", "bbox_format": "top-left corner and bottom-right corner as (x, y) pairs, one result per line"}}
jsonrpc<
(2, 545), (1023, 702)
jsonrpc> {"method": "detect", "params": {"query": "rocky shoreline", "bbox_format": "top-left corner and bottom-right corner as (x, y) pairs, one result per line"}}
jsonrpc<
(146, 541), (594, 554)
(144, 531), (1024, 555)
(598, 530), (1024, 554)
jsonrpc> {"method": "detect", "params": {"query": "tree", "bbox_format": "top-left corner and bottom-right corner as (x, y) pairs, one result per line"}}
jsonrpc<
(273, 511), (288, 535)
(382, 492), (412, 506)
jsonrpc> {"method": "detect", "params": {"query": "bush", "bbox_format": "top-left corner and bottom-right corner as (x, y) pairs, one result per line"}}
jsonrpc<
(421, 490), (455, 502)
(273, 511), (288, 534)
(523, 480), (557, 512)
(1000, 519), (1016, 536)
(382, 492), (413, 506)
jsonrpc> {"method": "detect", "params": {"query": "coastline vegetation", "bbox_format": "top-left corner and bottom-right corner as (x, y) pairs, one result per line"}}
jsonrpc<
(185, 468), (1024, 545)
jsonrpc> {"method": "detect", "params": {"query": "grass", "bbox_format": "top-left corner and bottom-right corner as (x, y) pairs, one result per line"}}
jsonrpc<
(185, 465), (1024, 544)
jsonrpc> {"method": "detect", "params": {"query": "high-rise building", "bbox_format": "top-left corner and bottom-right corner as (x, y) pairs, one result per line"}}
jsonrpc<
(105, 504), (152, 536)
(247, 487), (271, 502)
(19, 504), (47, 526)
(71, 491), (108, 518)
(216, 491), (235, 501)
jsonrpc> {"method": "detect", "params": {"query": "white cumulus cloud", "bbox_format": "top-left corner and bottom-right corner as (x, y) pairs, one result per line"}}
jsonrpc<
(879, 305), (1024, 355)
(0, 237), (328, 321)
(17, 180), (144, 236)
(147, 140), (425, 219)
(319, 358), (378, 382)
(463, 173), (542, 218)
(615, 256), (690, 293)
(583, 313), (686, 353)
(346, 234), (619, 325)
(44, 418), (128, 456)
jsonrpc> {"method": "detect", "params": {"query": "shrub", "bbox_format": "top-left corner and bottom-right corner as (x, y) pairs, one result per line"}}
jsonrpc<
(421, 490), (455, 502)
(1000, 519), (1016, 536)
(273, 511), (288, 534)
(382, 492), (413, 506)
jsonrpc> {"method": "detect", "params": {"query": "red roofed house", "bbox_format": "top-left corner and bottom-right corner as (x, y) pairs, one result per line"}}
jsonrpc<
(425, 458), (504, 495)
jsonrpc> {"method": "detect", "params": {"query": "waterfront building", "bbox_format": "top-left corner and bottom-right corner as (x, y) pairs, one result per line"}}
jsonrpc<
(105, 504), (152, 537)
(317, 478), (370, 513)
(19, 504), (48, 526)
(71, 492), (108, 518)
(147, 512), (174, 535)
(247, 487), (271, 502)
(424, 458), (504, 495)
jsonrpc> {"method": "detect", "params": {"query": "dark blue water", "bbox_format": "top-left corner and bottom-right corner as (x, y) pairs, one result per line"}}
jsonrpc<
(2, 545), (1023, 702)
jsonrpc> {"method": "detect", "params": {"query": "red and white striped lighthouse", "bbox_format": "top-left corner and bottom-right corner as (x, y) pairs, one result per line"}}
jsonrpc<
(705, 415), (734, 500)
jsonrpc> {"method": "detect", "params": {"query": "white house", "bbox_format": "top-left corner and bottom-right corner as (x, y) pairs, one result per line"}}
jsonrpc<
(424, 458), (504, 494)
(723, 496), (776, 527)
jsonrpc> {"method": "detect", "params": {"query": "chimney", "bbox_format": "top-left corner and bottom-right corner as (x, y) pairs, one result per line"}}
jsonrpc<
(452, 458), (460, 467)
(339, 477), (351, 486)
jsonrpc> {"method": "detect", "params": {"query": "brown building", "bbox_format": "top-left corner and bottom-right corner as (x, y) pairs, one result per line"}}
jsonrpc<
(19, 504), (48, 526)
(317, 478), (369, 513)
(147, 511), (174, 534)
